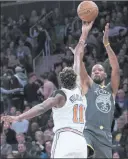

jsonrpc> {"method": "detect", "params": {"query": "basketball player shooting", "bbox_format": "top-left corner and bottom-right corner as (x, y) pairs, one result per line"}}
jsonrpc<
(70, 23), (120, 158)
(1, 22), (93, 158)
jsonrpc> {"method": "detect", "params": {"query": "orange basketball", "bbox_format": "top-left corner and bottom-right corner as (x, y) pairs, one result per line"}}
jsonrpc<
(77, 1), (99, 22)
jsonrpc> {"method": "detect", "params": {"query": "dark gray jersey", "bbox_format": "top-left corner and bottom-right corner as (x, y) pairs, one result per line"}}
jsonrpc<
(85, 82), (115, 146)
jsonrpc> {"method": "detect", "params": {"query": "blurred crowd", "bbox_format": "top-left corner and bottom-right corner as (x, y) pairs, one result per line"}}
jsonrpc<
(0, 1), (128, 158)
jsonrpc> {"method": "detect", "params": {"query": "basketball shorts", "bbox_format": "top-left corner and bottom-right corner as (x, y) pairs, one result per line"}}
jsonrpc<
(84, 129), (112, 158)
(51, 128), (87, 158)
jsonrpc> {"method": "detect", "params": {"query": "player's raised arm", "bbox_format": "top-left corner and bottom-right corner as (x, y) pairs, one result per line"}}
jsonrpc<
(103, 23), (120, 96)
(70, 22), (93, 95)
(1, 94), (65, 122)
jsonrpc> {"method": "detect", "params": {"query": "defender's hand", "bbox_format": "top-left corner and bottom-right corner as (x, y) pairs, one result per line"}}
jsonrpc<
(103, 23), (109, 45)
(1, 116), (20, 123)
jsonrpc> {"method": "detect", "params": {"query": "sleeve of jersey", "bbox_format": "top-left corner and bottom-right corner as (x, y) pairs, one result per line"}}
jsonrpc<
(50, 90), (67, 101)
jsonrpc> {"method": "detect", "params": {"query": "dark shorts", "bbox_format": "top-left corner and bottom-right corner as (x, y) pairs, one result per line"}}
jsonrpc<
(84, 129), (112, 158)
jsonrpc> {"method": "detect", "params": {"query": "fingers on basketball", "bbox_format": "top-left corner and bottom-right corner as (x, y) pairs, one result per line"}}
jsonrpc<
(82, 21), (94, 26)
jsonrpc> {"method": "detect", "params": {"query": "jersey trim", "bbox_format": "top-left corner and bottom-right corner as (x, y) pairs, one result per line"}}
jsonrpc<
(55, 127), (83, 136)
(87, 144), (95, 157)
(51, 132), (60, 158)
(51, 90), (67, 101)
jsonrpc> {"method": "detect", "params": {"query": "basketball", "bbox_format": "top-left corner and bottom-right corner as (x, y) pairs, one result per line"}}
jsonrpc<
(77, 1), (99, 22)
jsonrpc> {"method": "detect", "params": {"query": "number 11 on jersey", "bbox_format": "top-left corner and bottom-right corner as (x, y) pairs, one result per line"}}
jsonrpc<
(73, 104), (85, 123)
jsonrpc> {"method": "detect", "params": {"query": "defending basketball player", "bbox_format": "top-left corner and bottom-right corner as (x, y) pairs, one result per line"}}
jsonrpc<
(1, 22), (94, 158)
(70, 23), (120, 158)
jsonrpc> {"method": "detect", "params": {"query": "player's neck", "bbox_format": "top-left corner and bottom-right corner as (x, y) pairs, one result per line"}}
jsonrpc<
(100, 81), (105, 87)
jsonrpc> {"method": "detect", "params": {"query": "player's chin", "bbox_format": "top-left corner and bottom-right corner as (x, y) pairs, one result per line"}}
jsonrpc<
(93, 78), (103, 84)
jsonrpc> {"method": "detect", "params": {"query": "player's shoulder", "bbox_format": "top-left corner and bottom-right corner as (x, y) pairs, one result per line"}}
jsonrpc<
(44, 81), (54, 87)
(51, 89), (67, 100)
(105, 82), (112, 90)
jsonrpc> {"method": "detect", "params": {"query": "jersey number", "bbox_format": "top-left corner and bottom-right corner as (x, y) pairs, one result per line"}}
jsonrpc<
(73, 104), (84, 123)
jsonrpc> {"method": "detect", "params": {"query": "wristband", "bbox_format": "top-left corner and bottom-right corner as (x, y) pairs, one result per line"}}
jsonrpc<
(104, 42), (110, 47)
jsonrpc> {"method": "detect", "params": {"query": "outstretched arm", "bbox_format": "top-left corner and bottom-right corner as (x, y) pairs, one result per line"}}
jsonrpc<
(1, 94), (65, 122)
(103, 23), (120, 96)
(71, 22), (93, 95)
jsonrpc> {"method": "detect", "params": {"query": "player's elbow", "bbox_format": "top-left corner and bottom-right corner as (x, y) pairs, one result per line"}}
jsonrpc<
(111, 63), (120, 74)
(113, 67), (120, 77)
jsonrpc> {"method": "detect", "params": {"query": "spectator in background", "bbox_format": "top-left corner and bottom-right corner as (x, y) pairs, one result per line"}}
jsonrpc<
(0, 51), (8, 68)
(16, 143), (32, 158)
(18, 16), (30, 36)
(36, 25), (47, 56)
(123, 79), (128, 97)
(0, 85), (22, 114)
(52, 8), (62, 26)
(7, 153), (16, 158)
(40, 8), (47, 18)
(39, 72), (56, 100)
(10, 24), (22, 42)
(16, 133), (32, 151)
(53, 62), (62, 87)
(99, 18), (106, 32)
(28, 122), (40, 141)
(44, 141), (52, 158)
(24, 106), (31, 112)
(9, 107), (16, 116)
(116, 116), (126, 132)
(29, 143), (43, 158)
(7, 48), (20, 70)
(8, 67), (25, 111)
(113, 151), (120, 158)
(43, 129), (53, 143)
(48, 71), (58, 90)
(3, 121), (17, 145)
(24, 73), (40, 106)
(112, 103), (122, 132)
(120, 123), (128, 158)
(16, 37), (32, 73)
(34, 131), (44, 151)
(11, 111), (29, 134)
(1, 70), (11, 89)
(16, 133), (26, 144)
(29, 10), (39, 26)
(8, 41), (16, 55)
(46, 118), (54, 131)
(123, 6), (128, 25)
(14, 66), (28, 88)
(0, 134), (12, 158)
(61, 58), (69, 68)
(116, 89), (128, 110)
(63, 17), (71, 45)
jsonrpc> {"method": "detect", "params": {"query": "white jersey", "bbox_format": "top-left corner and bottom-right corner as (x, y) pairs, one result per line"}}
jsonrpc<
(52, 87), (87, 133)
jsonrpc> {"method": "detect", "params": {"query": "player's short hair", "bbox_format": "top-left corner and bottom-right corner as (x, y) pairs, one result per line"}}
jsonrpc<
(59, 67), (77, 90)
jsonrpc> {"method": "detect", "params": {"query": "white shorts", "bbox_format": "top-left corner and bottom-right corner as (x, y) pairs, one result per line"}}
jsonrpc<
(51, 128), (87, 158)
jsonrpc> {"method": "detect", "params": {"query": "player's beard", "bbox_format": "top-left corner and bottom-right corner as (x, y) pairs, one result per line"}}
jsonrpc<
(93, 77), (104, 85)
